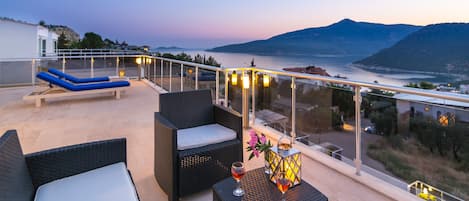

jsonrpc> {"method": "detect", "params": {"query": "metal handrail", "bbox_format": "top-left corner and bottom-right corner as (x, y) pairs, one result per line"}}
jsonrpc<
(144, 57), (469, 104)
(408, 180), (464, 201)
(3, 53), (467, 103)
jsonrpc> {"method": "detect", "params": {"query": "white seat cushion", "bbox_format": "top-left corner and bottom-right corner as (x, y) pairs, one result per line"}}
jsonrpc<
(34, 162), (139, 201)
(177, 123), (237, 150)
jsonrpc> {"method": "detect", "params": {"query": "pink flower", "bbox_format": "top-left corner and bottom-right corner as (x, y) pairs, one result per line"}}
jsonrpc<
(249, 134), (258, 148)
(249, 130), (257, 138)
(260, 135), (266, 144)
(253, 149), (260, 158)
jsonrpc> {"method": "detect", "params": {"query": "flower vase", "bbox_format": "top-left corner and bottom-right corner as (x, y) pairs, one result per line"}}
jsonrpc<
(264, 150), (272, 175)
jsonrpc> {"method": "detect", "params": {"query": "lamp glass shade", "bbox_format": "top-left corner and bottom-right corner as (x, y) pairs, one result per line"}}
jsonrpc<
(243, 74), (250, 89)
(231, 72), (238, 86)
(146, 58), (152, 64)
(263, 74), (270, 87)
(136, 58), (142, 65)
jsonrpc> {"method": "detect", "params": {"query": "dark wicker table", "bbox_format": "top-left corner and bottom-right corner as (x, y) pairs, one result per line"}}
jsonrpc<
(213, 168), (328, 201)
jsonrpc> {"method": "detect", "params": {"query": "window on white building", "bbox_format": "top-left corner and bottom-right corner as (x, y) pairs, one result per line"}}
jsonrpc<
(41, 39), (46, 57)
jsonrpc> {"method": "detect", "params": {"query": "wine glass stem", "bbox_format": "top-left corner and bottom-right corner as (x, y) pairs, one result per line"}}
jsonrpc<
(237, 180), (241, 191)
(281, 192), (286, 201)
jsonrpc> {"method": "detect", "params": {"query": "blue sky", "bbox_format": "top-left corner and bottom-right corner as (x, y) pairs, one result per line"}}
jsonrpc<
(1, 0), (469, 48)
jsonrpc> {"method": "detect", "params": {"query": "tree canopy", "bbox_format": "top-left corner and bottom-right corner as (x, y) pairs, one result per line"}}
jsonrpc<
(57, 32), (69, 49)
(80, 32), (104, 49)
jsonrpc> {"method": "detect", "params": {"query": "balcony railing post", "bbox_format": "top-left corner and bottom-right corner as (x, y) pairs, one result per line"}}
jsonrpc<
(251, 70), (256, 124)
(169, 61), (172, 92)
(242, 70), (249, 128)
(137, 58), (141, 81)
(146, 58), (150, 80)
(291, 77), (296, 142)
(195, 66), (199, 90)
(181, 64), (184, 91)
(216, 70), (220, 104)
(160, 60), (163, 87)
(91, 57), (94, 78)
(31, 59), (36, 86)
(154, 59), (156, 83)
(116, 57), (119, 76)
(62, 56), (66, 72)
(224, 71), (228, 107)
(354, 85), (362, 176)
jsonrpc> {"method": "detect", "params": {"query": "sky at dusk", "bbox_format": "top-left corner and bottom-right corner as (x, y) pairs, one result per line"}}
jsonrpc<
(1, 0), (469, 48)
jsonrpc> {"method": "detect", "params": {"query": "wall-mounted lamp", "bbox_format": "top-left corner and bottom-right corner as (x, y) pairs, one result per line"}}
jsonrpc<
(263, 74), (270, 88)
(146, 58), (152, 64)
(439, 115), (449, 127)
(135, 57), (142, 65)
(231, 71), (238, 86)
(243, 74), (250, 89)
(424, 106), (430, 112)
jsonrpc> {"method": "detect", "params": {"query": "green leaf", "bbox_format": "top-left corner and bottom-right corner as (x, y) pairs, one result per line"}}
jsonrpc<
(248, 153), (255, 160)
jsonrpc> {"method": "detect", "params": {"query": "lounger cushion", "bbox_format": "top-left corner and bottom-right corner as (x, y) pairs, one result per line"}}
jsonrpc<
(48, 68), (110, 83)
(37, 72), (129, 91)
(177, 123), (237, 150)
(34, 162), (138, 201)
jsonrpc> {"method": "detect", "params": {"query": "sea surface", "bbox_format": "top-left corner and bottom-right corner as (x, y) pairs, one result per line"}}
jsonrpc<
(160, 49), (458, 87)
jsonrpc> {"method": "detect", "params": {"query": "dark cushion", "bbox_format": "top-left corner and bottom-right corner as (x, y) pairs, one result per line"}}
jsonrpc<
(37, 72), (129, 91)
(48, 68), (110, 83)
(159, 90), (214, 129)
(0, 130), (35, 201)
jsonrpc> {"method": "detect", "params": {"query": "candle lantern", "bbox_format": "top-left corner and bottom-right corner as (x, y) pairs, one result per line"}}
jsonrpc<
(231, 71), (238, 86)
(135, 57), (142, 65)
(263, 74), (270, 88)
(265, 135), (302, 187)
(119, 69), (126, 77)
(243, 74), (250, 89)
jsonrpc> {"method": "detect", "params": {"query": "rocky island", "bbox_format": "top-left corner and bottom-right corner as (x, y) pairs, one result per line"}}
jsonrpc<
(283, 66), (331, 77)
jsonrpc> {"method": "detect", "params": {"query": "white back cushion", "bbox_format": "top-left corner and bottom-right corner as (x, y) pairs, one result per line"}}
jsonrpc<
(177, 123), (237, 150)
(35, 162), (139, 201)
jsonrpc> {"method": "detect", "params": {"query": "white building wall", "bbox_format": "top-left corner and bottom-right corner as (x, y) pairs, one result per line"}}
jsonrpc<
(46, 31), (58, 56)
(0, 20), (38, 59)
(461, 85), (469, 94)
(407, 102), (469, 123)
(0, 20), (57, 60)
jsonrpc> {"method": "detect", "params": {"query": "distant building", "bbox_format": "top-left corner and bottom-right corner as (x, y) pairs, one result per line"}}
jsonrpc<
(395, 93), (469, 133)
(0, 18), (58, 60)
(460, 84), (469, 94)
(436, 84), (456, 92)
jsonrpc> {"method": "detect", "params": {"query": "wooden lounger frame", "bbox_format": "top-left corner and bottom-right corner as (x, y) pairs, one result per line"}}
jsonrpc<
(23, 85), (129, 107)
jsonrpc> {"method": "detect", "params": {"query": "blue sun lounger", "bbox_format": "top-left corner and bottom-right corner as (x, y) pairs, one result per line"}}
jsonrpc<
(48, 68), (110, 83)
(23, 72), (130, 107)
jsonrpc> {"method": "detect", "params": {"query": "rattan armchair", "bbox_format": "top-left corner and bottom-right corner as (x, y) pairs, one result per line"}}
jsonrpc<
(154, 89), (243, 201)
(0, 130), (139, 201)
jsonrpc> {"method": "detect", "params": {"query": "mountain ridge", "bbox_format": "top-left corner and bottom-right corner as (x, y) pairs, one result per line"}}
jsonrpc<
(354, 23), (469, 75)
(208, 19), (421, 56)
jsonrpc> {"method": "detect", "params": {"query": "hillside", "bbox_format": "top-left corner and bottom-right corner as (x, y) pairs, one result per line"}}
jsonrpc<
(355, 23), (469, 75)
(49, 25), (80, 43)
(209, 19), (420, 56)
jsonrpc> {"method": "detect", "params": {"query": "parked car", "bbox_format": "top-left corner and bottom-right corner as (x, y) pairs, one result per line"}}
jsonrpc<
(364, 126), (376, 134)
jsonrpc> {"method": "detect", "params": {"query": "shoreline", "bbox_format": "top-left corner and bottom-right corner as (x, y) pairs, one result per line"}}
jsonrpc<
(351, 64), (468, 81)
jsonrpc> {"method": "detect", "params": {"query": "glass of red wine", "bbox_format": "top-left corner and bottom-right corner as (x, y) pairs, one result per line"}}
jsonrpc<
(276, 171), (291, 201)
(231, 161), (246, 196)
